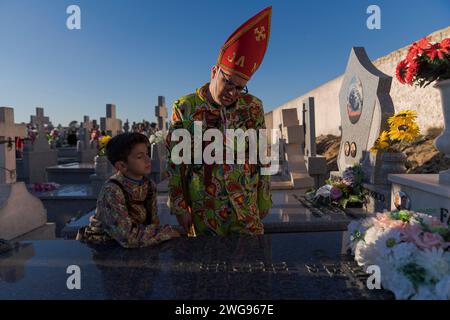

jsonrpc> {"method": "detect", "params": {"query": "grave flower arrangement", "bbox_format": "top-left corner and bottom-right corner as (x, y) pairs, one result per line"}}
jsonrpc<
(97, 135), (112, 157)
(347, 210), (450, 300)
(149, 130), (164, 144)
(305, 164), (368, 209)
(396, 37), (450, 87)
(370, 110), (420, 153)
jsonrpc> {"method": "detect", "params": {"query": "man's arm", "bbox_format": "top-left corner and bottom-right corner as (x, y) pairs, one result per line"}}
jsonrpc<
(166, 99), (193, 231)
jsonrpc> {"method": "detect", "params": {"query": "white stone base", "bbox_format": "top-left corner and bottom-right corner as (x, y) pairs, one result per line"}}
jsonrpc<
(0, 182), (51, 240)
(389, 174), (450, 224)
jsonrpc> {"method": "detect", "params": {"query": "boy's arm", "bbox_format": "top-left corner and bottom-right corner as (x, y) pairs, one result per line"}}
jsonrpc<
(98, 184), (177, 248)
(149, 180), (160, 225)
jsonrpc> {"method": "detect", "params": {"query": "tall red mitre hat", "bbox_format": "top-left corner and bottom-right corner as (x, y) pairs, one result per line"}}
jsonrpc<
(217, 6), (272, 80)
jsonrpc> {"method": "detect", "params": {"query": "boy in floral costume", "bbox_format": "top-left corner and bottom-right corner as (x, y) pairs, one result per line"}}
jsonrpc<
(77, 132), (179, 248)
(166, 7), (273, 236)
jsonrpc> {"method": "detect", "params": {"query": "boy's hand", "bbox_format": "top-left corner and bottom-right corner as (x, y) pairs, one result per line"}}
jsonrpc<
(160, 225), (181, 239)
(176, 213), (192, 233)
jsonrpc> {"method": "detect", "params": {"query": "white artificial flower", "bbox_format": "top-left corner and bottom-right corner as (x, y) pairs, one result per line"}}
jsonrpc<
(412, 285), (438, 300)
(435, 275), (450, 300)
(373, 228), (402, 258)
(354, 241), (371, 267)
(416, 248), (450, 283)
(314, 184), (332, 199)
(381, 270), (416, 300)
(391, 242), (418, 268)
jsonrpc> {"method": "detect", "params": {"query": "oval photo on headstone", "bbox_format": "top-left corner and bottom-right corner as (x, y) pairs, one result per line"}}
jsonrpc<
(347, 76), (364, 124)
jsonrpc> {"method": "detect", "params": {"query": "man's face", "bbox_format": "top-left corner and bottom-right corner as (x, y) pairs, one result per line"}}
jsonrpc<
(210, 65), (248, 106)
(120, 142), (151, 177)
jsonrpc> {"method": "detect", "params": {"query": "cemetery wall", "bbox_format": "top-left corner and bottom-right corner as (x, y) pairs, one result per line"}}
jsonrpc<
(267, 26), (450, 137)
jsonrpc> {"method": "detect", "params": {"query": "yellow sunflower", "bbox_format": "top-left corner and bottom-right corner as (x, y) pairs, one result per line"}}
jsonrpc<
(387, 110), (417, 127)
(389, 120), (420, 141)
(370, 130), (391, 153)
(99, 135), (112, 146)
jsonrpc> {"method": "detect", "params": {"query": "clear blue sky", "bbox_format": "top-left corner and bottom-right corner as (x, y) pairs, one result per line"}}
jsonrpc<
(0, 0), (449, 126)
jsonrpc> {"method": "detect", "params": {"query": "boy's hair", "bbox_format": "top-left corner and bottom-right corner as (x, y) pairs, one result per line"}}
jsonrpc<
(106, 132), (150, 166)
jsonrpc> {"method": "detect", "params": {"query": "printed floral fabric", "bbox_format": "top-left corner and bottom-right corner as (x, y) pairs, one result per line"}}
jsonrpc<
(78, 173), (177, 248)
(166, 83), (272, 236)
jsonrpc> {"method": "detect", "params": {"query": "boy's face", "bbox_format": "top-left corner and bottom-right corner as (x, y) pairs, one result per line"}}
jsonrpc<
(116, 142), (151, 178)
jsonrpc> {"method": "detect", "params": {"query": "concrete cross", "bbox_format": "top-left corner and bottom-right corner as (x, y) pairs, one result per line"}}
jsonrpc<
(0, 107), (27, 184)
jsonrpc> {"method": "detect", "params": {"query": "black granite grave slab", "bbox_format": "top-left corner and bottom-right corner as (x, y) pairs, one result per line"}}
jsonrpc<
(0, 232), (394, 300)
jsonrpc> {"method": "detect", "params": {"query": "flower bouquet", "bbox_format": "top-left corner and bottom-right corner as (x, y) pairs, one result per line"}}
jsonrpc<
(149, 130), (164, 144)
(370, 110), (420, 153)
(347, 210), (450, 299)
(396, 36), (450, 87)
(305, 164), (368, 209)
(32, 182), (61, 192)
(97, 135), (112, 157)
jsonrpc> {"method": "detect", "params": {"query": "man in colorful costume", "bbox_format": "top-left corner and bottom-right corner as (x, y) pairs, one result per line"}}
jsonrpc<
(166, 6), (273, 236)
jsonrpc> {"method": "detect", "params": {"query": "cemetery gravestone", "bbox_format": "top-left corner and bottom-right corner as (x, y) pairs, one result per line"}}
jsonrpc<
(333, 47), (395, 213)
(0, 107), (55, 241)
(77, 116), (98, 163)
(100, 104), (122, 136)
(155, 96), (168, 132)
(21, 108), (58, 183)
(281, 108), (314, 189)
(302, 97), (328, 189)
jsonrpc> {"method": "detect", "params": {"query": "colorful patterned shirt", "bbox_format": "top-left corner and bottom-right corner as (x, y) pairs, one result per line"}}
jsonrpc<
(82, 172), (177, 248)
(166, 83), (273, 236)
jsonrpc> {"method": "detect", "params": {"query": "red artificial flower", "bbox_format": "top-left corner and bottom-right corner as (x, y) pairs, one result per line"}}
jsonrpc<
(405, 59), (420, 85)
(440, 38), (450, 54)
(396, 59), (409, 84)
(426, 43), (446, 61)
(406, 37), (430, 62)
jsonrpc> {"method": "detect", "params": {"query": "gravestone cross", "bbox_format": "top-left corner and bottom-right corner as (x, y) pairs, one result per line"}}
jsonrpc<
(0, 107), (27, 184)
(155, 96), (168, 132)
(100, 104), (122, 136)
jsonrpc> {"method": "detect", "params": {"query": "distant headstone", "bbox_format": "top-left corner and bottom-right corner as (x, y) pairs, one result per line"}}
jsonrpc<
(0, 107), (55, 241)
(30, 107), (52, 132)
(100, 104), (122, 136)
(280, 108), (314, 189)
(21, 108), (58, 183)
(77, 116), (98, 163)
(302, 97), (328, 189)
(155, 96), (168, 132)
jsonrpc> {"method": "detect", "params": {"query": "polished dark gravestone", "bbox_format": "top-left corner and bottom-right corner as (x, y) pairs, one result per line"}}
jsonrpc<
(0, 232), (393, 300)
(31, 184), (97, 237)
(60, 190), (357, 239)
(46, 163), (95, 184)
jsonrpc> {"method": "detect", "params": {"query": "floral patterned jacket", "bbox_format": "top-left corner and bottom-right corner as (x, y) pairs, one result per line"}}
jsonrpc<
(77, 173), (177, 248)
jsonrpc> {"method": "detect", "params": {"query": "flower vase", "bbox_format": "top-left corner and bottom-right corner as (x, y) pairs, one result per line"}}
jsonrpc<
(94, 155), (109, 179)
(377, 151), (407, 185)
(434, 79), (450, 185)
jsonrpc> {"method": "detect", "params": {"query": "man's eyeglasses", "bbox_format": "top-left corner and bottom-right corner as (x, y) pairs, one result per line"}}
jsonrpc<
(219, 68), (248, 95)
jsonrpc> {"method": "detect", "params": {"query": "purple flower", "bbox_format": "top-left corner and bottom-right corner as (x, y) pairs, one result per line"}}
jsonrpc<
(330, 187), (343, 200)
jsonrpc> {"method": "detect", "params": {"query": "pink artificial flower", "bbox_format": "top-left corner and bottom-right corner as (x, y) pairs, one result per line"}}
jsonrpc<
(374, 213), (406, 229)
(401, 225), (446, 250)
